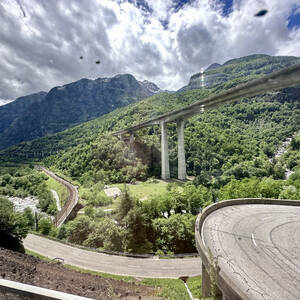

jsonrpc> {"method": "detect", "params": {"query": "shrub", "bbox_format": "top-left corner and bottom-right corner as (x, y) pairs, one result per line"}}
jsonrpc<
(0, 197), (29, 252)
(38, 217), (53, 235)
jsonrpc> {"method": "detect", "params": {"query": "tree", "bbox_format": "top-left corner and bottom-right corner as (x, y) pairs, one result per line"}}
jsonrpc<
(57, 224), (67, 240)
(0, 197), (29, 252)
(83, 218), (125, 251)
(116, 185), (135, 222)
(152, 213), (196, 253)
(279, 185), (300, 200)
(123, 206), (153, 253)
(38, 217), (53, 235)
(23, 207), (35, 228)
(182, 183), (213, 214)
(259, 178), (284, 198)
(66, 215), (92, 244)
(219, 178), (261, 200)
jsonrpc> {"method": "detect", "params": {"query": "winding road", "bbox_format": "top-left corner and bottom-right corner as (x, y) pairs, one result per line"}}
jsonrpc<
(202, 204), (300, 300)
(28, 168), (202, 278)
(24, 234), (202, 278)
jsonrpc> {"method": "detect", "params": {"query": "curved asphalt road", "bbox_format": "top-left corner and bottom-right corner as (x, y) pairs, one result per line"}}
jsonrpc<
(202, 204), (300, 300)
(24, 234), (202, 278)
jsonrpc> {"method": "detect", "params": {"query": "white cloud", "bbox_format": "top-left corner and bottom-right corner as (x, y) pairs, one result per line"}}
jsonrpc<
(0, 0), (299, 99)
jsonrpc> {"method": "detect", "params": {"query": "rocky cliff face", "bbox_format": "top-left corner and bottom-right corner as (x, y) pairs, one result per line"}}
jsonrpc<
(139, 80), (161, 94)
(0, 74), (160, 149)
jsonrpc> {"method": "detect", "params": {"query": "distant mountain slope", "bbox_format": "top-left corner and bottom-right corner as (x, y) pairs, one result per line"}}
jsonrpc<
(179, 54), (300, 92)
(0, 74), (160, 150)
(1, 54), (299, 169)
(0, 92), (47, 135)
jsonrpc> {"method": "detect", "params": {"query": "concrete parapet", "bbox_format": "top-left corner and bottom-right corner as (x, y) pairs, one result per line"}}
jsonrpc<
(195, 198), (300, 300)
(0, 278), (93, 300)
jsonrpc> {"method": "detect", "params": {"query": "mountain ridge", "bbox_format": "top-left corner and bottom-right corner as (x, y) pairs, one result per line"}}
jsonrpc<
(1, 54), (299, 169)
(0, 74), (160, 150)
(179, 54), (300, 92)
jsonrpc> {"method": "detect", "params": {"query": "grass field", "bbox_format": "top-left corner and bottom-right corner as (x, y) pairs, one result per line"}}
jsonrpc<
(112, 179), (183, 201)
(77, 179), (184, 214)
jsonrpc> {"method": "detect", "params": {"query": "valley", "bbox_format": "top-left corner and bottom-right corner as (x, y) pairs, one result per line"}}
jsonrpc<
(1, 54), (300, 300)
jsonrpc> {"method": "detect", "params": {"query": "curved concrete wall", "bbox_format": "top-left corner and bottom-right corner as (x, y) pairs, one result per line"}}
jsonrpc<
(195, 198), (300, 300)
(41, 167), (80, 227)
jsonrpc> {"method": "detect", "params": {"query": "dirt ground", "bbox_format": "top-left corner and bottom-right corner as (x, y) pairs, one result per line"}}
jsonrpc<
(0, 247), (163, 299)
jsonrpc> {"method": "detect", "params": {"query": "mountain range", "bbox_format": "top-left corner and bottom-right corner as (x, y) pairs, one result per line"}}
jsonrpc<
(0, 54), (299, 162)
(0, 74), (160, 150)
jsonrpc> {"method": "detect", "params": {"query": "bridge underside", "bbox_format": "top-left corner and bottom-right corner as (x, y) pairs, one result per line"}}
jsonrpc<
(120, 119), (187, 180)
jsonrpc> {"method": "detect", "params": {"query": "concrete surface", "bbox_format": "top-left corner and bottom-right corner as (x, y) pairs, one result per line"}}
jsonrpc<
(177, 119), (186, 180)
(161, 121), (170, 180)
(202, 204), (300, 300)
(0, 278), (94, 300)
(24, 234), (202, 278)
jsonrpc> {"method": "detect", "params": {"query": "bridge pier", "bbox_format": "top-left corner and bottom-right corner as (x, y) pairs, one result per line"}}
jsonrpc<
(177, 119), (186, 180)
(161, 122), (170, 180)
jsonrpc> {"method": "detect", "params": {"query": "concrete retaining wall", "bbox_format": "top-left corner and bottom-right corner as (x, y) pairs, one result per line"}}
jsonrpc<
(0, 278), (93, 300)
(195, 198), (300, 300)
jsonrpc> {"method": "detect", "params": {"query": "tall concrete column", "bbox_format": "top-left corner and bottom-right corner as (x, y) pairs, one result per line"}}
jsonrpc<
(129, 132), (134, 145)
(177, 119), (186, 180)
(161, 122), (170, 180)
(129, 132), (135, 157)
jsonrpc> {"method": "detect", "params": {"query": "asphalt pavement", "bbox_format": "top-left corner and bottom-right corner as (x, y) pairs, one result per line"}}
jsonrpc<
(24, 234), (202, 278)
(202, 204), (300, 300)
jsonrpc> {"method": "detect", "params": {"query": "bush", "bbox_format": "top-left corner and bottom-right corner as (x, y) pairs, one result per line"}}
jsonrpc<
(23, 208), (35, 229)
(83, 218), (125, 251)
(66, 215), (92, 244)
(84, 205), (95, 218)
(0, 197), (29, 252)
(57, 224), (67, 240)
(38, 217), (53, 235)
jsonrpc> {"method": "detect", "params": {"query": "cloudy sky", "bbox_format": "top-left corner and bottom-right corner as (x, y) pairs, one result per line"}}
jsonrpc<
(1, 0), (300, 100)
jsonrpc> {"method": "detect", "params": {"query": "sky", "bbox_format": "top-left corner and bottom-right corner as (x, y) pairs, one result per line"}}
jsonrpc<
(1, 0), (300, 100)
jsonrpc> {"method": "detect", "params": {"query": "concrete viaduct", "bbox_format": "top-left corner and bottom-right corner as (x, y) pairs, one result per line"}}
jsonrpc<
(113, 62), (300, 180)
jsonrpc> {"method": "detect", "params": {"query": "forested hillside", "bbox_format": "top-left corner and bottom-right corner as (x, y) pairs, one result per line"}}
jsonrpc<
(0, 74), (160, 150)
(1, 54), (299, 188)
(1, 54), (300, 255)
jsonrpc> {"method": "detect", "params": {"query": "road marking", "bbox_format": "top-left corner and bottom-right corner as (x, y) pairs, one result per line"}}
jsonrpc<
(201, 219), (207, 248)
(127, 265), (140, 268)
(251, 233), (257, 247)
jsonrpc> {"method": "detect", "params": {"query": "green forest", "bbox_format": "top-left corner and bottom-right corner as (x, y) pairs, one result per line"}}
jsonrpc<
(1, 54), (300, 255)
